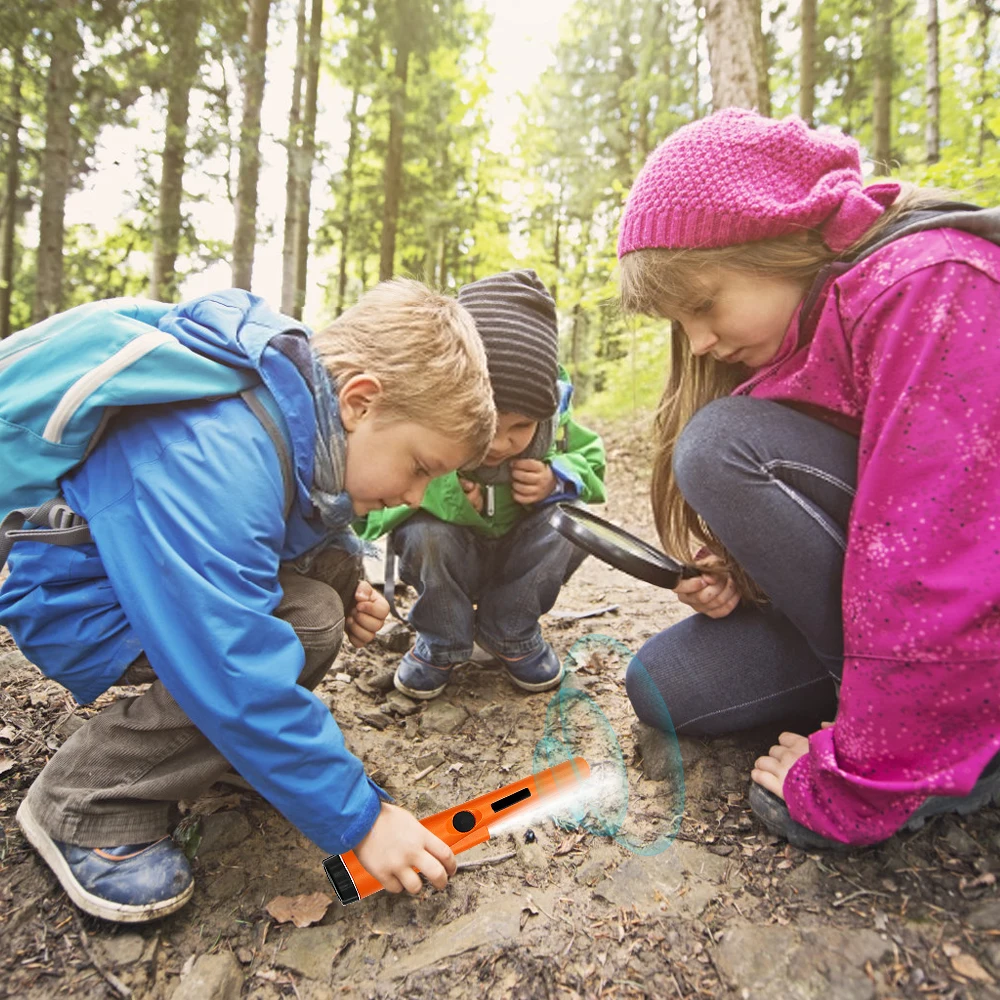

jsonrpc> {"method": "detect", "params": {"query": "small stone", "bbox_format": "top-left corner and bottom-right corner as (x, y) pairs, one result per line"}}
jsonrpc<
(968, 901), (1000, 930)
(170, 953), (242, 1000)
(98, 932), (145, 966)
(355, 711), (390, 731)
(385, 691), (420, 716)
(367, 667), (397, 694)
(375, 621), (412, 654)
(275, 925), (347, 981)
(414, 752), (446, 770)
(198, 811), (252, 855)
(419, 701), (468, 736)
(334, 672), (351, 683)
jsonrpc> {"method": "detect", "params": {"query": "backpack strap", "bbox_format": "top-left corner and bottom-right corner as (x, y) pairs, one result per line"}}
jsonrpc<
(0, 389), (297, 573)
(240, 387), (296, 521)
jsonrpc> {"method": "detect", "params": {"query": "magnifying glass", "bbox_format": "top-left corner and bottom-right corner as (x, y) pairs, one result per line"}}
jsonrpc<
(548, 504), (701, 589)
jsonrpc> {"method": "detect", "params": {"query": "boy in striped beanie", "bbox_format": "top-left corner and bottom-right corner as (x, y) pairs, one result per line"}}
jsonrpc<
(359, 269), (607, 698)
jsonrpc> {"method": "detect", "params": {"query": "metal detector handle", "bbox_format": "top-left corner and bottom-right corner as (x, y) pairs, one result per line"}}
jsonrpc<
(323, 757), (590, 904)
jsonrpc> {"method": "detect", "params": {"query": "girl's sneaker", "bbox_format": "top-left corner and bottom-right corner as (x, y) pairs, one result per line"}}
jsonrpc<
(482, 642), (565, 692)
(394, 651), (453, 699)
(16, 798), (194, 923)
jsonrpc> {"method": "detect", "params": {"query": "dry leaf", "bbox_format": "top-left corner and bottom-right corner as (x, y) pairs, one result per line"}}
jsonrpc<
(0, 757), (14, 775)
(519, 904), (539, 930)
(950, 953), (995, 984)
(0, 725), (16, 742)
(266, 891), (334, 928)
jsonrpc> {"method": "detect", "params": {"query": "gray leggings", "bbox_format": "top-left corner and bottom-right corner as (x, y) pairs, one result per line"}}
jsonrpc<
(625, 397), (858, 736)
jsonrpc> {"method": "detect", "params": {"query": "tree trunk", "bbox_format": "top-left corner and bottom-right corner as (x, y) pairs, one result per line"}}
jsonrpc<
(871, 0), (893, 175)
(379, 14), (412, 282)
(293, 0), (323, 319)
(336, 87), (361, 317)
(231, 0), (273, 291)
(975, 0), (992, 166)
(281, 0), (308, 314)
(703, 0), (769, 114)
(925, 0), (939, 164)
(151, 0), (203, 302)
(0, 68), (21, 339)
(33, 0), (80, 321)
(799, 0), (817, 126)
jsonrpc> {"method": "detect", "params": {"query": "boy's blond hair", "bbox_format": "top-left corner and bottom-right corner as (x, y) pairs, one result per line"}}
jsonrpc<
(313, 278), (496, 464)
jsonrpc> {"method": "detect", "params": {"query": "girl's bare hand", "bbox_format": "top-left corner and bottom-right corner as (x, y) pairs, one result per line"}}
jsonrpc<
(750, 731), (811, 801)
(674, 570), (740, 618)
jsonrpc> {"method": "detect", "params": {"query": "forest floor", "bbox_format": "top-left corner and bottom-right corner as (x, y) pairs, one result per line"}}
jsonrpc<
(2, 419), (999, 1000)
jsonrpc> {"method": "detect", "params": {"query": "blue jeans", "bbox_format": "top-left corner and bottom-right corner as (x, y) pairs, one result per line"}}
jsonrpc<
(393, 509), (587, 665)
(626, 397), (858, 736)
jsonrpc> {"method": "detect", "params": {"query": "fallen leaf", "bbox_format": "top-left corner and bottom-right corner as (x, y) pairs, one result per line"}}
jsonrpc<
(0, 757), (14, 775)
(0, 725), (16, 742)
(950, 953), (995, 984)
(519, 903), (539, 930)
(266, 892), (333, 928)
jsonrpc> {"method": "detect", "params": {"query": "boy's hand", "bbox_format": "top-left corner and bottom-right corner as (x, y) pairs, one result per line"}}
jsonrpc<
(674, 555), (740, 619)
(459, 477), (484, 514)
(346, 580), (390, 647)
(510, 459), (557, 505)
(353, 802), (457, 894)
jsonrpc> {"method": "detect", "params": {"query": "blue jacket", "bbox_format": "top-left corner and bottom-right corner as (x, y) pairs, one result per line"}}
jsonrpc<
(0, 293), (385, 857)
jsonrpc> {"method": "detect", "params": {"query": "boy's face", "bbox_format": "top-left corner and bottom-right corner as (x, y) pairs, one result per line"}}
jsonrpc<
(340, 375), (472, 515)
(481, 411), (539, 467)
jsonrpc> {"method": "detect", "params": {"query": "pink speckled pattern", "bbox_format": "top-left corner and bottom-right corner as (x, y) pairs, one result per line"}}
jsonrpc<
(734, 228), (1000, 845)
(617, 108), (901, 256)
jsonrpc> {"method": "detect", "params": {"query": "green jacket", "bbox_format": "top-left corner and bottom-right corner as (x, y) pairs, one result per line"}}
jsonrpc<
(357, 375), (606, 540)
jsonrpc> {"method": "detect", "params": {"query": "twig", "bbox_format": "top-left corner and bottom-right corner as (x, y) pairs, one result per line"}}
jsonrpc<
(72, 914), (132, 999)
(455, 850), (516, 871)
(831, 888), (884, 908)
(412, 764), (438, 782)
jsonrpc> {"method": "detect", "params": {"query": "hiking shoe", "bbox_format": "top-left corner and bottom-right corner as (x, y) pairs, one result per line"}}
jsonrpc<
(749, 749), (1000, 849)
(484, 642), (565, 693)
(16, 799), (194, 923)
(394, 650), (453, 700)
(902, 751), (1000, 831)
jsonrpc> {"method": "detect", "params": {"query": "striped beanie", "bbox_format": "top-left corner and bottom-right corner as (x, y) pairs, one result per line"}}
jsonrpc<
(457, 269), (560, 421)
(618, 108), (901, 257)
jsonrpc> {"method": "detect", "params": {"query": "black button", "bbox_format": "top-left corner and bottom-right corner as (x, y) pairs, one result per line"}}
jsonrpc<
(452, 810), (476, 833)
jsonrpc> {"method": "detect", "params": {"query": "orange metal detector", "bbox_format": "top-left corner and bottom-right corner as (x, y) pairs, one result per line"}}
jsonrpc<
(323, 756), (590, 904)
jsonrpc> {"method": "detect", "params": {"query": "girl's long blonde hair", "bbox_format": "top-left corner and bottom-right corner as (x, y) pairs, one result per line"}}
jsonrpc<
(620, 184), (951, 600)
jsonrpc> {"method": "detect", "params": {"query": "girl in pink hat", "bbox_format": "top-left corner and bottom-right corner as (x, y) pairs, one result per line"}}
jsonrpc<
(618, 107), (1000, 848)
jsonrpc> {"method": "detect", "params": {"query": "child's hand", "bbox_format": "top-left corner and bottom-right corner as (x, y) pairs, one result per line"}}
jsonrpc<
(674, 555), (740, 618)
(751, 731), (811, 801)
(510, 459), (557, 505)
(353, 802), (457, 894)
(346, 580), (390, 647)
(459, 477), (484, 513)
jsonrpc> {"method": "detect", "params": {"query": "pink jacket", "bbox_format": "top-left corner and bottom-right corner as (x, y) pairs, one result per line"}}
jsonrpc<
(735, 228), (1000, 844)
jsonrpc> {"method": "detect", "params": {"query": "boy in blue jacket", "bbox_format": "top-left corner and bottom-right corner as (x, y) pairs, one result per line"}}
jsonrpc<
(0, 281), (495, 922)
(359, 270), (606, 699)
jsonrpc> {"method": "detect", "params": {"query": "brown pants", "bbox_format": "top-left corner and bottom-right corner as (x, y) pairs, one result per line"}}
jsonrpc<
(25, 550), (361, 847)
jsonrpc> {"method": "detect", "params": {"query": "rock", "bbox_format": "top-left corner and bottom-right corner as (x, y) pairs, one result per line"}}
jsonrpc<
(419, 701), (468, 735)
(170, 952), (243, 1000)
(381, 890), (558, 980)
(206, 865), (248, 901)
(385, 691), (420, 716)
(574, 861), (606, 886)
(0, 650), (31, 684)
(968, 900), (1000, 930)
(944, 823), (979, 855)
(198, 811), (252, 855)
(414, 751), (446, 770)
(274, 925), (346, 981)
(632, 721), (683, 782)
(375, 621), (412, 654)
(713, 924), (891, 1000)
(97, 932), (145, 966)
(367, 667), (397, 694)
(355, 711), (391, 731)
(592, 840), (737, 917)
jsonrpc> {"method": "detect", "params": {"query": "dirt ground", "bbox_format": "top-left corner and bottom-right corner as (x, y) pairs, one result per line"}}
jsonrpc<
(2, 419), (999, 1000)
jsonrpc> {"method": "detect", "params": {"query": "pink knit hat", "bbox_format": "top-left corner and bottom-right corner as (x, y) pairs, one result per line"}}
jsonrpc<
(617, 108), (900, 258)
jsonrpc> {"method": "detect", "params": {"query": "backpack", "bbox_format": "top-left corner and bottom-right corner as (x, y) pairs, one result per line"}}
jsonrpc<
(0, 295), (295, 572)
